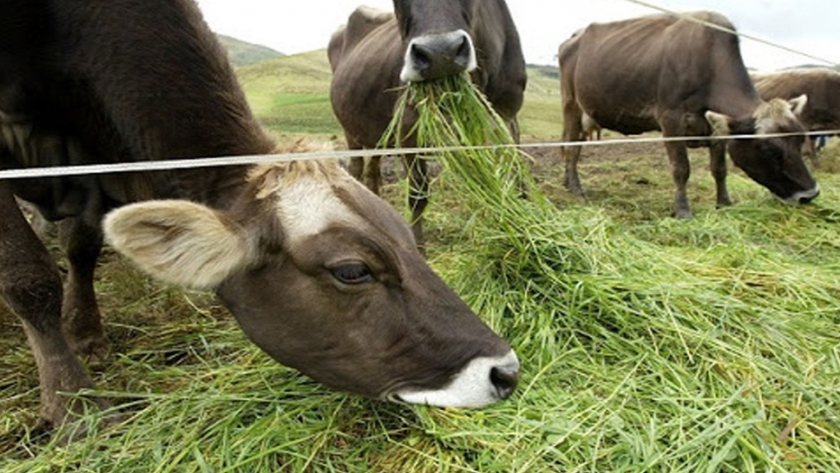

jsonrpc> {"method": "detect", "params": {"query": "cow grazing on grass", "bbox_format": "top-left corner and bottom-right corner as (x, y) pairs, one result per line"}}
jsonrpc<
(0, 0), (519, 431)
(328, 0), (527, 248)
(559, 11), (820, 218)
(751, 68), (840, 162)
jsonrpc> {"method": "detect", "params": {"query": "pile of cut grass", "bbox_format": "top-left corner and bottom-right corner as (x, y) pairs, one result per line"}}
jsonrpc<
(2, 75), (840, 472)
(386, 75), (840, 471)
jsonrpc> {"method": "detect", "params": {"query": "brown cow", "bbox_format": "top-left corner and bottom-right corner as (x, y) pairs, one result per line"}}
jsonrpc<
(0, 0), (518, 431)
(751, 68), (840, 161)
(559, 11), (820, 218)
(328, 1), (527, 248)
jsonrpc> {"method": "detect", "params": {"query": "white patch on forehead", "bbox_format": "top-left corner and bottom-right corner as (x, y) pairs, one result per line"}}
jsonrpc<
(753, 98), (798, 134)
(276, 175), (362, 243)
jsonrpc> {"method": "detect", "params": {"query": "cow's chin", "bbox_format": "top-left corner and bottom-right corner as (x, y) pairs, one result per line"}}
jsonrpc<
(387, 351), (520, 409)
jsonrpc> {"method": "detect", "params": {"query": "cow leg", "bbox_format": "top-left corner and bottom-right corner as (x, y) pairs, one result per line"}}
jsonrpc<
(348, 156), (365, 183)
(405, 153), (428, 252)
(59, 217), (107, 359)
(364, 155), (382, 195)
(708, 141), (732, 208)
(664, 141), (692, 218)
(561, 105), (585, 197)
(562, 145), (585, 197)
(0, 182), (100, 428)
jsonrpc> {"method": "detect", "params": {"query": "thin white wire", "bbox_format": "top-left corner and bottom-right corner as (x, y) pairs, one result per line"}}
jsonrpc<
(1, 0), (836, 181)
(621, 0), (838, 67)
(1, 130), (837, 180)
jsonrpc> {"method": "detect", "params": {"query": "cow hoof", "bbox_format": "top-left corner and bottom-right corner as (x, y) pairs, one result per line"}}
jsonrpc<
(68, 334), (110, 363)
(42, 396), (120, 444)
(673, 210), (693, 219)
(564, 183), (586, 199)
(54, 410), (125, 445)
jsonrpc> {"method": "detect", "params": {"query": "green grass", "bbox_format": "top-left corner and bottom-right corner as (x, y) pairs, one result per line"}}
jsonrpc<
(518, 66), (563, 139)
(3, 56), (840, 472)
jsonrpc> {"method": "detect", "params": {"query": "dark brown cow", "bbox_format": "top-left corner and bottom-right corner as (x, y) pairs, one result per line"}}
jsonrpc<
(559, 11), (820, 218)
(328, 1), (527, 248)
(0, 0), (519, 430)
(751, 68), (840, 160)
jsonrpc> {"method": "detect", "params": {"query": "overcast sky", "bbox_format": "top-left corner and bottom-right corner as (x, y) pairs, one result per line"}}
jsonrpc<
(194, 0), (838, 71)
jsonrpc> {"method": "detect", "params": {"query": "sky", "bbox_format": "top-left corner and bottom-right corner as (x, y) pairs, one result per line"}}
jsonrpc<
(194, 0), (839, 72)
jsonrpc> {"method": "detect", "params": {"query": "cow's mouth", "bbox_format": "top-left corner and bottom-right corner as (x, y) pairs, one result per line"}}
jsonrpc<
(775, 184), (821, 205)
(383, 351), (520, 408)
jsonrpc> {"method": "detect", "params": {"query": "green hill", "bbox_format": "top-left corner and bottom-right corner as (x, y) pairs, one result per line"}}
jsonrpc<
(236, 49), (339, 136)
(519, 63), (562, 139)
(217, 34), (283, 67)
(234, 49), (562, 140)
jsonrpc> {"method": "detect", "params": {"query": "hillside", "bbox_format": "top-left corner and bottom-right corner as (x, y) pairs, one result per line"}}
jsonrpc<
(235, 49), (337, 136)
(234, 49), (563, 140)
(217, 34), (283, 67)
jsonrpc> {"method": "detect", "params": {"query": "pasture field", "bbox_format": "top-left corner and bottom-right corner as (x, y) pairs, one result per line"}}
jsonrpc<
(1, 51), (840, 472)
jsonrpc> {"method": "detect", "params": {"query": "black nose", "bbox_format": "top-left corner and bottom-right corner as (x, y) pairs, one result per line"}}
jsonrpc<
(407, 32), (473, 81)
(490, 364), (519, 400)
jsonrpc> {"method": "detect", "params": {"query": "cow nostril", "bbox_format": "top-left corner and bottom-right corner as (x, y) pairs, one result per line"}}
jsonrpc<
(490, 365), (518, 399)
(453, 36), (471, 66)
(409, 44), (432, 73)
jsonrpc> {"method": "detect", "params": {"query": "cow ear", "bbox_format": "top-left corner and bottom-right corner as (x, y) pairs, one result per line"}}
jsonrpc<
(103, 200), (255, 290)
(705, 110), (732, 137)
(788, 94), (807, 117)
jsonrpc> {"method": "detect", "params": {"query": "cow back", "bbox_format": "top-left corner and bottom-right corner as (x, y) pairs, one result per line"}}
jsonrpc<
(560, 11), (761, 135)
(753, 69), (840, 132)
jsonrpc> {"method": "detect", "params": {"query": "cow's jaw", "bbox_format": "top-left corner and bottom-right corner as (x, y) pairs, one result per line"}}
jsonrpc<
(400, 29), (477, 82)
(392, 350), (519, 408)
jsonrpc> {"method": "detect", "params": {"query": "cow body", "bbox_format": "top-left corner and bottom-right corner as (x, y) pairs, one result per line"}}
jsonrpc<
(559, 11), (819, 218)
(0, 0), (518, 431)
(752, 68), (840, 159)
(329, 1), (527, 248)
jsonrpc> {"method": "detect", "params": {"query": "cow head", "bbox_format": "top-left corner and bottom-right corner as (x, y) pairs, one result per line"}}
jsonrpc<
(705, 95), (819, 204)
(394, 0), (480, 82)
(103, 161), (518, 408)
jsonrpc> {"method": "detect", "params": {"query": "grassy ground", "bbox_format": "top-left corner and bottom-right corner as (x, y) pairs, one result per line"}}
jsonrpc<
(2, 52), (839, 471)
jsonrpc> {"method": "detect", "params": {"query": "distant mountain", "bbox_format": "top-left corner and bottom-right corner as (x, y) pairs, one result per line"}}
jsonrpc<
(217, 35), (283, 67)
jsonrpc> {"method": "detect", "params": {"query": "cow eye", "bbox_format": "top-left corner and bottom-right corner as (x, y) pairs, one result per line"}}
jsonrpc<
(330, 262), (374, 285)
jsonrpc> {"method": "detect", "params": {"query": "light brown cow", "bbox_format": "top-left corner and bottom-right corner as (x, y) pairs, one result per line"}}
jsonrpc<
(0, 0), (518, 432)
(751, 68), (840, 161)
(559, 11), (820, 218)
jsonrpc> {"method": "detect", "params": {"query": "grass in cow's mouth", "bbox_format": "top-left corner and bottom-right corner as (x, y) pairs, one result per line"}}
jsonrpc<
(3, 76), (840, 471)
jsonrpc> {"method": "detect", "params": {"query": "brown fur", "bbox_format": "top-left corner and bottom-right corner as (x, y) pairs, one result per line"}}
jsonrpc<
(752, 68), (840, 159)
(0, 0), (515, 432)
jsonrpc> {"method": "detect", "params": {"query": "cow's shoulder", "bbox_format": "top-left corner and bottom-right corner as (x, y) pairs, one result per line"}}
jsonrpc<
(684, 10), (735, 31)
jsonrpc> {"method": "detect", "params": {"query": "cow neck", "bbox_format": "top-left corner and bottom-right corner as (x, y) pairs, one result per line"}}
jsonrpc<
(707, 38), (764, 121)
